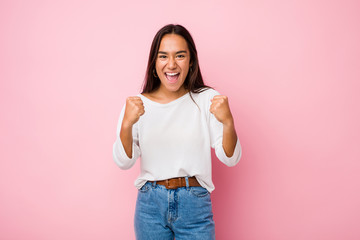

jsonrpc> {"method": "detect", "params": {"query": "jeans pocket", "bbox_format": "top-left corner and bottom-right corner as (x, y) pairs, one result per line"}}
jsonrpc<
(190, 186), (210, 197)
(139, 182), (150, 193)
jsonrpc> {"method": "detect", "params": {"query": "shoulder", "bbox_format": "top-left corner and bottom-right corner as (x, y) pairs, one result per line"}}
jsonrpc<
(193, 87), (221, 101)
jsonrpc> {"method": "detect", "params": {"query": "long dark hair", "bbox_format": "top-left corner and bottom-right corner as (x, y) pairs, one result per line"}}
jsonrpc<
(141, 24), (213, 106)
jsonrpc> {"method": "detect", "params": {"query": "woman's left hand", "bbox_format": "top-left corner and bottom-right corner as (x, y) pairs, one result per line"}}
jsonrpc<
(210, 95), (234, 126)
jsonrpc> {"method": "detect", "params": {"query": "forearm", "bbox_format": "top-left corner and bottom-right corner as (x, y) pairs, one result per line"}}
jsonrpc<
(222, 119), (238, 157)
(120, 121), (133, 158)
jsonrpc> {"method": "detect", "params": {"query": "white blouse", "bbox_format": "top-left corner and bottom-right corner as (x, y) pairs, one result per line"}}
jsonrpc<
(112, 88), (242, 193)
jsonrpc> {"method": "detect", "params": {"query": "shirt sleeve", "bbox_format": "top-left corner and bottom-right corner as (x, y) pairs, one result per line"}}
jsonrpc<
(208, 90), (242, 167)
(112, 102), (141, 170)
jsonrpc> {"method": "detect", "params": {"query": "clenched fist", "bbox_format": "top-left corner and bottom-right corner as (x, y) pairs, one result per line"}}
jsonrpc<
(210, 95), (234, 126)
(123, 96), (145, 127)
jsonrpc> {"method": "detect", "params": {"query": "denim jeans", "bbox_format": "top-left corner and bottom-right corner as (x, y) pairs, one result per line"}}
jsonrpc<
(134, 176), (215, 240)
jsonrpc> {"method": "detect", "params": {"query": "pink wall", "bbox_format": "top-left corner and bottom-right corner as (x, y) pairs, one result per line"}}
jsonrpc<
(1, 0), (359, 239)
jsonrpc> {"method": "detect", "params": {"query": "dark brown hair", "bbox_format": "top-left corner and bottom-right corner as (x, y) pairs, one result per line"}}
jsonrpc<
(141, 24), (213, 105)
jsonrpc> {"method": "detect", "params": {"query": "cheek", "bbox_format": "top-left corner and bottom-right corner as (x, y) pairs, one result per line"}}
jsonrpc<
(184, 61), (191, 71)
(183, 65), (190, 74)
(156, 59), (166, 67)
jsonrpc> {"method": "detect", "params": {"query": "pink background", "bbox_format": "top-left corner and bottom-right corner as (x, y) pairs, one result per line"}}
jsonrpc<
(1, 0), (359, 239)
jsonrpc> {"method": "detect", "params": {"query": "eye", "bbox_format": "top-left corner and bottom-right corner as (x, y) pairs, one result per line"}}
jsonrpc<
(176, 55), (185, 58)
(158, 55), (167, 59)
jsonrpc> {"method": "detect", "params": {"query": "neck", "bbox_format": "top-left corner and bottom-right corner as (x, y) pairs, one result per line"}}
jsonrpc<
(156, 85), (189, 101)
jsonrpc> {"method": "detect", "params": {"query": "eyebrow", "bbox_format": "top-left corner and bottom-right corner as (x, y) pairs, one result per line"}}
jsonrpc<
(158, 50), (187, 54)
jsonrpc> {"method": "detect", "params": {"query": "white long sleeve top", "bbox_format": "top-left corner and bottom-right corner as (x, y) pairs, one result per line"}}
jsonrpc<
(112, 88), (242, 193)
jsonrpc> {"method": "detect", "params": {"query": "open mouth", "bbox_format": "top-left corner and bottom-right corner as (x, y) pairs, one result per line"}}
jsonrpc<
(165, 72), (180, 83)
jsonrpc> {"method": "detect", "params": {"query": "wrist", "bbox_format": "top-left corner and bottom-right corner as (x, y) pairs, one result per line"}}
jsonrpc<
(121, 120), (133, 130)
(222, 117), (234, 128)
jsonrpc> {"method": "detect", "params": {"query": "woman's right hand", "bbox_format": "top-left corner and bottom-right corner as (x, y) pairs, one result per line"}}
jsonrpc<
(122, 96), (145, 128)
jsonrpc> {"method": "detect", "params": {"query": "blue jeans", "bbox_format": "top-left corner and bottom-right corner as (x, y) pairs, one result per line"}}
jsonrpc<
(134, 177), (215, 240)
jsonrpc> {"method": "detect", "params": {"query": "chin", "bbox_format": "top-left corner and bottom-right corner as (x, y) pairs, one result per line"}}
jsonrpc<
(166, 86), (182, 92)
(169, 82), (186, 90)
(160, 79), (185, 91)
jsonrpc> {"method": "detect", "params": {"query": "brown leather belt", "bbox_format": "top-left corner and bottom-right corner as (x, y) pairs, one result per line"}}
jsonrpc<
(149, 176), (201, 189)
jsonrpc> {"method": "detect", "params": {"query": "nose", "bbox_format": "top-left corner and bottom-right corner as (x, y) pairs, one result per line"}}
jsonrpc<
(168, 56), (177, 69)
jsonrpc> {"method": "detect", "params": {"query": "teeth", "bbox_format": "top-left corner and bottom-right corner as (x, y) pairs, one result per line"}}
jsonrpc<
(166, 72), (179, 76)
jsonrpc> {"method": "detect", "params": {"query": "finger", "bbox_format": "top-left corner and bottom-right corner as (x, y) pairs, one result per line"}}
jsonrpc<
(136, 105), (144, 111)
(127, 96), (140, 101)
(212, 95), (223, 99)
(134, 101), (144, 107)
(212, 96), (227, 102)
(130, 96), (142, 100)
(211, 99), (221, 104)
(211, 101), (221, 108)
(212, 99), (226, 106)
(131, 99), (144, 103)
(211, 98), (225, 103)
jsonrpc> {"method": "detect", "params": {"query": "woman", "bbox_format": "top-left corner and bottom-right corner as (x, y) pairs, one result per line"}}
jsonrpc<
(113, 24), (242, 240)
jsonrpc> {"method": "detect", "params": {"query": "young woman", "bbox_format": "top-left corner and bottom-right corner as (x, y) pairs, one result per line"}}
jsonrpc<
(113, 24), (242, 240)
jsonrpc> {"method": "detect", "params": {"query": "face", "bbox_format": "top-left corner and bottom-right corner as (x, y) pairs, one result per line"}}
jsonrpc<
(155, 33), (192, 94)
